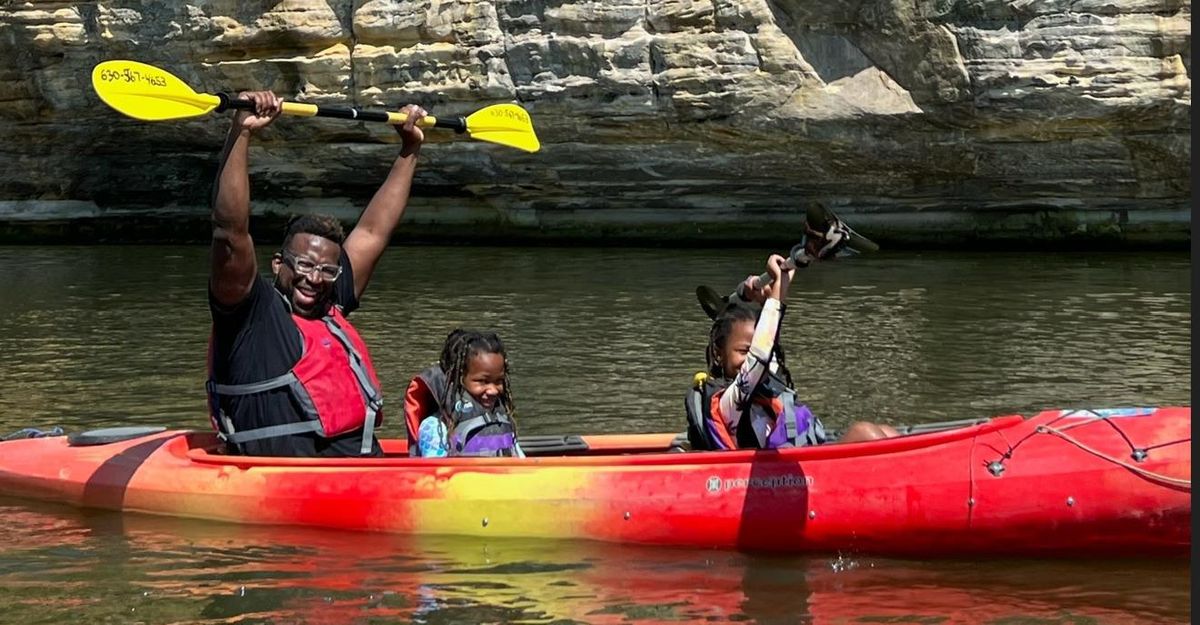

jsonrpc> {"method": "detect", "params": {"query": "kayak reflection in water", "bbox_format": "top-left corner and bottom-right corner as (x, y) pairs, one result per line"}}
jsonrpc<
(205, 90), (428, 458)
(406, 329), (525, 458)
(685, 253), (899, 451)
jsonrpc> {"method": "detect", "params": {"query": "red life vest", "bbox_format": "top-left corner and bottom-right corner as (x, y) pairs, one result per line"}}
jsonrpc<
(402, 365), (445, 455)
(206, 304), (384, 455)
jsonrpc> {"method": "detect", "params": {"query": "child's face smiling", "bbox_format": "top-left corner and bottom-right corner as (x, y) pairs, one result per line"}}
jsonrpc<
(718, 320), (755, 378)
(464, 352), (506, 410)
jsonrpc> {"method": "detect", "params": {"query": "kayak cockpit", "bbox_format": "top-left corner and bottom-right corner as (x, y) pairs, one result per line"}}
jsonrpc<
(175, 415), (1023, 468)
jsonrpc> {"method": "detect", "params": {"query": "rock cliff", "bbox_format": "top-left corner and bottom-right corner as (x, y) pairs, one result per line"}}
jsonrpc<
(0, 0), (1190, 245)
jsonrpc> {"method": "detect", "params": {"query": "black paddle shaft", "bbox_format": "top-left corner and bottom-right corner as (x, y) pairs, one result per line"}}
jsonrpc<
(215, 93), (467, 133)
(697, 243), (809, 319)
(738, 243), (810, 298)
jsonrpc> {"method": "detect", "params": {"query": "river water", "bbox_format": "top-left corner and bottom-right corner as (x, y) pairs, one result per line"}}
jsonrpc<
(0, 245), (1190, 624)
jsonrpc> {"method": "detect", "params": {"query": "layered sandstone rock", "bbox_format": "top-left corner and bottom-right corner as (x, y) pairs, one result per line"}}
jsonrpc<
(0, 0), (1189, 244)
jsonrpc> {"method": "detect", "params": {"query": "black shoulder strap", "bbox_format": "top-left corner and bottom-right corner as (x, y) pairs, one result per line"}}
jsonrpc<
(416, 365), (448, 411)
(684, 387), (709, 451)
(685, 375), (725, 451)
(735, 404), (763, 448)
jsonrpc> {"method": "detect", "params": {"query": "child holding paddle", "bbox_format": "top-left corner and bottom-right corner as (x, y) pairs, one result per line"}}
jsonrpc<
(686, 254), (898, 451)
(407, 329), (525, 458)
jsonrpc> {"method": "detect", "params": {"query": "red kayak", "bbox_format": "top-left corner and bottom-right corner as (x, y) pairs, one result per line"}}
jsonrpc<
(0, 406), (1188, 557)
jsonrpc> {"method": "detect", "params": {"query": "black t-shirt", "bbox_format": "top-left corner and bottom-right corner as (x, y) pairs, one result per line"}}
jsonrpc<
(208, 251), (382, 457)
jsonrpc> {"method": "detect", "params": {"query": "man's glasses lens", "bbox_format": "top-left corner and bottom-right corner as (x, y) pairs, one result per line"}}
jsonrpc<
(284, 253), (341, 281)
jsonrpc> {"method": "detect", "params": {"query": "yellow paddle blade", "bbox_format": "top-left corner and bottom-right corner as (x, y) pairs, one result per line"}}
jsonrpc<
(464, 103), (541, 153)
(92, 60), (221, 121)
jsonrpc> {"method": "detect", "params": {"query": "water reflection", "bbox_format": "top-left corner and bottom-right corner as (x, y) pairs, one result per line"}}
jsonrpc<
(0, 501), (1188, 624)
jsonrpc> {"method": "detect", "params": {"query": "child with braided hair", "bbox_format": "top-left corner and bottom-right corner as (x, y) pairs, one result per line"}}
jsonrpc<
(403, 328), (465, 455)
(410, 329), (524, 458)
(686, 254), (898, 451)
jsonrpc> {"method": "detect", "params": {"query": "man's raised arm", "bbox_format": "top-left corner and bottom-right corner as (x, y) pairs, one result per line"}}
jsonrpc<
(210, 91), (282, 308)
(343, 105), (428, 300)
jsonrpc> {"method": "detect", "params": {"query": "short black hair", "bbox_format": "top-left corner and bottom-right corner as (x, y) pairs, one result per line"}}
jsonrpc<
(282, 214), (345, 248)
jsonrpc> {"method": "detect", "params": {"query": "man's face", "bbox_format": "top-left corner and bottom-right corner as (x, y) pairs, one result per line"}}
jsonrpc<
(271, 233), (341, 318)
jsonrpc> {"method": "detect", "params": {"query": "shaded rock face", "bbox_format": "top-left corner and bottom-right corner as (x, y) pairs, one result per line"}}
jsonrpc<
(0, 0), (1190, 245)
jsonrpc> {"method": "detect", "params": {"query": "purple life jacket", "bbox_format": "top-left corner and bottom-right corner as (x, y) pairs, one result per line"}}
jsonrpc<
(754, 399), (821, 449)
(446, 392), (521, 457)
(408, 368), (521, 457)
(742, 372), (827, 449)
(686, 371), (827, 451)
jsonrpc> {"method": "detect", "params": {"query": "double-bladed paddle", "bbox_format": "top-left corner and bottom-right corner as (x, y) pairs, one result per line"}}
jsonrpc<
(696, 203), (879, 319)
(91, 59), (541, 153)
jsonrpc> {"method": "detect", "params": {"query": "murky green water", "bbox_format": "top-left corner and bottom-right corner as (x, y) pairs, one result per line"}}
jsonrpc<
(0, 246), (1190, 623)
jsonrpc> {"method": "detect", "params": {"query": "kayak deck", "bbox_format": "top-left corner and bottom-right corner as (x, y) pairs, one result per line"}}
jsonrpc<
(184, 414), (1014, 467)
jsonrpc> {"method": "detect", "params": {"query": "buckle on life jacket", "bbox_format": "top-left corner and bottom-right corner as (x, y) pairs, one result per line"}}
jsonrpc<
(756, 371), (791, 398)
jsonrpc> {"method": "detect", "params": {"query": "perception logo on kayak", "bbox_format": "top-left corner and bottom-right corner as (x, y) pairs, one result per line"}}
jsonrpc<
(706, 474), (812, 494)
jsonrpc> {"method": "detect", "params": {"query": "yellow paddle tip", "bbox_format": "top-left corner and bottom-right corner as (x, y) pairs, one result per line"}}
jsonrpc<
(464, 103), (541, 153)
(92, 60), (220, 121)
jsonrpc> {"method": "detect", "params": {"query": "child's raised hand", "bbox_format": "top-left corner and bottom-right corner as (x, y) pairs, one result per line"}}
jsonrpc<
(765, 253), (795, 302)
(738, 274), (770, 304)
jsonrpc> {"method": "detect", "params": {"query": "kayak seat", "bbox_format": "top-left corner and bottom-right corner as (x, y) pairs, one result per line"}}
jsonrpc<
(897, 417), (991, 435)
(518, 434), (589, 456)
(68, 426), (168, 447)
(520, 432), (689, 456)
(821, 417), (993, 443)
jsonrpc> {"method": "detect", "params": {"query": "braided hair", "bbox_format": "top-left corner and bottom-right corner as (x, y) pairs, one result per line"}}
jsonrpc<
(705, 302), (794, 387)
(438, 328), (473, 371)
(439, 329), (517, 432)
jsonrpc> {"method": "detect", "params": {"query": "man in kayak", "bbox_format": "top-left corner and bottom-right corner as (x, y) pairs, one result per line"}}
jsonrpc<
(205, 90), (427, 457)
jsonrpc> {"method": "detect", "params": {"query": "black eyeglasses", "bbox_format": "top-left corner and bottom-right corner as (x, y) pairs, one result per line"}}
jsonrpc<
(280, 251), (342, 282)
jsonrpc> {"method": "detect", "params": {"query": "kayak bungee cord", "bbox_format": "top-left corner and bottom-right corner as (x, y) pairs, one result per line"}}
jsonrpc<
(982, 410), (1190, 491)
(1034, 424), (1191, 491)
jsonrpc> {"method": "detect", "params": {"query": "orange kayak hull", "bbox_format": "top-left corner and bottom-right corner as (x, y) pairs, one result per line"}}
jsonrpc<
(0, 407), (1188, 557)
